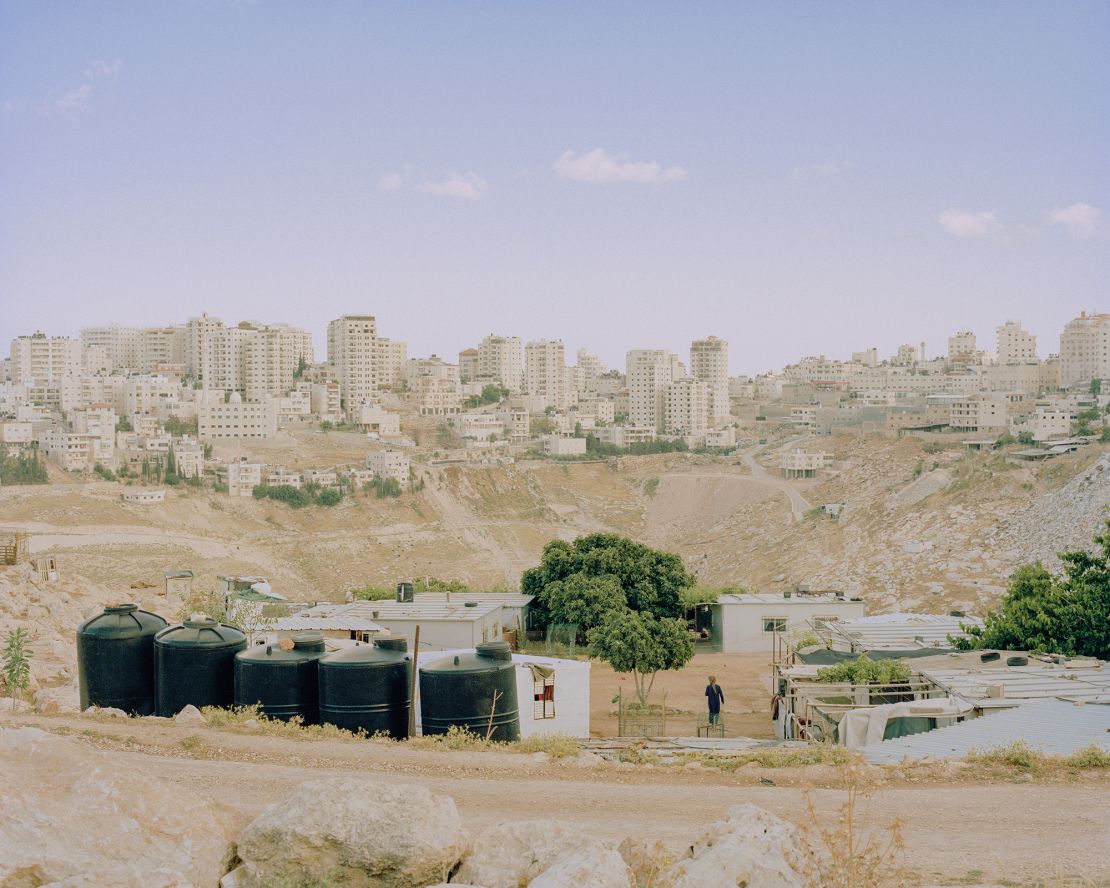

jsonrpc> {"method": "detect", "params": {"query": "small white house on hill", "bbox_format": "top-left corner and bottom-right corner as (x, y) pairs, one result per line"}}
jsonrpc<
(709, 592), (866, 653)
(416, 649), (591, 739)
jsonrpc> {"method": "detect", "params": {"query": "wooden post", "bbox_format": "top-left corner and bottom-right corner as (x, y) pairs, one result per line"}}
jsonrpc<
(407, 625), (420, 739)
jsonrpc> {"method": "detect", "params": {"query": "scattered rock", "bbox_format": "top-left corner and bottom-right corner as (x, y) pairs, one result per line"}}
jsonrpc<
(568, 751), (604, 768)
(174, 704), (206, 725)
(34, 684), (80, 714)
(663, 803), (814, 888)
(456, 819), (625, 888)
(225, 777), (466, 888)
(529, 846), (636, 888)
(82, 705), (128, 719)
(0, 726), (237, 887)
(618, 837), (670, 887)
(683, 760), (703, 771)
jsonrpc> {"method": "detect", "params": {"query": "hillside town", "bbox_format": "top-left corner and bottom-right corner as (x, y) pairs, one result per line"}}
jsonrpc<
(2, 312), (1105, 493)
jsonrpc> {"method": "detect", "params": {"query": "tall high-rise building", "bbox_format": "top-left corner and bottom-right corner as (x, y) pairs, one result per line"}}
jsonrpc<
(9, 333), (83, 384)
(1060, 312), (1110, 387)
(525, 339), (567, 409)
(690, 336), (730, 424)
(626, 349), (681, 432)
(477, 334), (524, 392)
(664, 376), (710, 435)
(375, 337), (408, 390)
(244, 324), (315, 401)
(327, 314), (377, 413)
(458, 348), (480, 383)
(994, 320), (1038, 366)
(185, 313), (225, 383)
(574, 348), (605, 395)
(80, 324), (142, 371)
(139, 326), (186, 371)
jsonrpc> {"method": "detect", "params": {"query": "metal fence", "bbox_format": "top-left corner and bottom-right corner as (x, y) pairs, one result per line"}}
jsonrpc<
(617, 688), (669, 737)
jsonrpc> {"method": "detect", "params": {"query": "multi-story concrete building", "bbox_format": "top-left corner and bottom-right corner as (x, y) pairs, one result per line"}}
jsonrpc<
(70, 403), (117, 463)
(948, 392), (1030, 433)
(477, 334), (524, 392)
(948, 331), (977, 362)
(996, 320), (1037, 365)
(41, 428), (96, 472)
(375, 338), (407, 390)
(139, 326), (187, 372)
(172, 438), (204, 479)
(243, 324), (315, 401)
(573, 349), (605, 395)
(593, 425), (656, 448)
(9, 333), (83, 384)
(184, 313), (224, 383)
(404, 356), (459, 388)
(663, 376), (709, 436)
(198, 393), (278, 441)
(626, 349), (681, 432)
(222, 460), (262, 497)
(367, 450), (410, 486)
(80, 325), (142, 371)
(308, 381), (342, 422)
(458, 348), (479, 383)
(780, 449), (829, 479)
(690, 336), (730, 424)
(525, 339), (567, 410)
(355, 403), (401, 436)
(327, 315), (377, 414)
(1060, 312), (1110, 388)
(415, 377), (462, 415)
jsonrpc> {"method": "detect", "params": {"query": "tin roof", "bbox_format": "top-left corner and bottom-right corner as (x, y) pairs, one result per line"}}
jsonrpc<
(861, 698), (1110, 763)
(918, 658), (1110, 708)
(717, 593), (861, 606)
(829, 613), (983, 651)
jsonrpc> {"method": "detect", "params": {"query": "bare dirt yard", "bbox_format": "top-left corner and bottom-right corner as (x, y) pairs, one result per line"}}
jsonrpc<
(2, 709), (1107, 887)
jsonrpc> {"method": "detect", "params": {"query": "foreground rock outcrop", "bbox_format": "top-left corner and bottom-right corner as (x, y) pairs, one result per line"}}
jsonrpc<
(0, 726), (238, 887)
(223, 777), (467, 888)
(453, 820), (634, 888)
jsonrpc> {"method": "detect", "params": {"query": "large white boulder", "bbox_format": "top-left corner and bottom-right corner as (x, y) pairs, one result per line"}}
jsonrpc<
(34, 683), (80, 714)
(663, 804), (815, 888)
(0, 726), (238, 887)
(225, 777), (466, 888)
(529, 846), (636, 888)
(455, 819), (622, 888)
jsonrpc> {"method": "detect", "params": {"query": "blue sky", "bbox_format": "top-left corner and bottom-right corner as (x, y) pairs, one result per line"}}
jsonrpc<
(1, 2), (1107, 374)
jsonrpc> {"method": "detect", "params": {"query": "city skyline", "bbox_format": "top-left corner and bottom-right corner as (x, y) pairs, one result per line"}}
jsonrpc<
(2, 3), (1107, 373)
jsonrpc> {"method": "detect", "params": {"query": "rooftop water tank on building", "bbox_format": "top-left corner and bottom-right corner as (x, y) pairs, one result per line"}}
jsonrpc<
(234, 632), (327, 723)
(76, 603), (167, 715)
(154, 616), (246, 716)
(419, 640), (520, 742)
(319, 636), (411, 739)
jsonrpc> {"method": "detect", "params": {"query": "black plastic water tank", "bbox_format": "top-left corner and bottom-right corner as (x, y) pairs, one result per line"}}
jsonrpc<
(318, 636), (411, 739)
(154, 616), (247, 716)
(234, 632), (327, 723)
(419, 640), (520, 742)
(76, 603), (167, 715)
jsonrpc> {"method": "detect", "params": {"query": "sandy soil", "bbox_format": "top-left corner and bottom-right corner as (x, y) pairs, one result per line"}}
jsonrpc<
(3, 710), (1107, 886)
(588, 652), (775, 739)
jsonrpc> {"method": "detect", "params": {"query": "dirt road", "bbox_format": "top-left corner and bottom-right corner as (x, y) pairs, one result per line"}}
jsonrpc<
(4, 711), (1107, 886)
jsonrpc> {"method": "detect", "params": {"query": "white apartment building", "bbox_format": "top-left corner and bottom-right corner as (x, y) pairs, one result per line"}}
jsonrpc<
(9, 333), (82, 384)
(185, 313), (224, 383)
(663, 376), (710, 436)
(690, 336), (730, 424)
(574, 349), (605, 395)
(198, 394), (278, 441)
(458, 349), (480, 383)
(996, 320), (1037, 365)
(367, 450), (410, 486)
(0, 421), (33, 447)
(1025, 405), (1075, 441)
(574, 396), (615, 424)
(264, 466), (303, 488)
(121, 375), (180, 417)
(500, 409), (530, 442)
(328, 315), (378, 414)
(948, 392), (1029, 433)
(41, 428), (96, 472)
(780, 449), (829, 479)
(70, 403), (117, 463)
(404, 356), (459, 387)
(626, 349), (682, 432)
(544, 435), (587, 456)
(355, 403), (401, 436)
(242, 324), (315, 401)
(415, 377), (462, 415)
(308, 381), (342, 421)
(455, 412), (504, 443)
(948, 331), (977, 362)
(477, 335), (524, 392)
(275, 391), (312, 417)
(224, 460), (262, 497)
(851, 348), (879, 367)
(376, 338), (407, 389)
(173, 439), (204, 479)
(593, 425), (656, 448)
(525, 339), (567, 410)
(80, 325), (142, 371)
(1060, 312), (1110, 388)
(139, 326), (187, 372)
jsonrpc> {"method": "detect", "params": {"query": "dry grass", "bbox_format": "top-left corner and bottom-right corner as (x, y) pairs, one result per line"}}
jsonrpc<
(801, 760), (908, 888)
(199, 704), (371, 742)
(965, 741), (1110, 775)
(690, 745), (854, 771)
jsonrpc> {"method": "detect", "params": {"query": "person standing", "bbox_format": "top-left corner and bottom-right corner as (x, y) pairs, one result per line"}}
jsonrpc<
(705, 675), (724, 725)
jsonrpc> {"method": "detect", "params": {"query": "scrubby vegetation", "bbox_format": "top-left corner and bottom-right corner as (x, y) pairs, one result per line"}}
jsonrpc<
(252, 483), (344, 508)
(0, 449), (49, 485)
(816, 655), (911, 684)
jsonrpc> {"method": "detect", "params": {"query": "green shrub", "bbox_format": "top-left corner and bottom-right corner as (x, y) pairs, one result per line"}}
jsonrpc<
(816, 655), (911, 684)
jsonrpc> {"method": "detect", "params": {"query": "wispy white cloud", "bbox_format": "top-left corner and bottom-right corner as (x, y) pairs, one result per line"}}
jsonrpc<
(1049, 202), (1102, 239)
(553, 148), (686, 185)
(49, 83), (93, 118)
(938, 208), (1003, 239)
(84, 58), (123, 81)
(377, 172), (406, 192)
(790, 160), (847, 182)
(419, 171), (489, 200)
(2, 99), (25, 115)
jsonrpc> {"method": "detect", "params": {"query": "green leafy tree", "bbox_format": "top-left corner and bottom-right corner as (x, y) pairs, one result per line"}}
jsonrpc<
(115, 415), (133, 432)
(522, 534), (693, 627)
(1017, 431), (1034, 445)
(587, 610), (693, 705)
(1091, 378), (1102, 396)
(2, 628), (32, 710)
(543, 572), (627, 641)
(958, 523), (1110, 658)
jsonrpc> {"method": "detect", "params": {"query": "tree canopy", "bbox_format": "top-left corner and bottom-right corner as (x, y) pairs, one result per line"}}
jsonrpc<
(521, 533), (693, 630)
(543, 572), (627, 641)
(587, 609), (694, 704)
(958, 523), (1110, 658)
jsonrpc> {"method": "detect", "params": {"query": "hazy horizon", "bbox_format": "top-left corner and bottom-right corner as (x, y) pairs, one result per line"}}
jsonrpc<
(2, 3), (1106, 375)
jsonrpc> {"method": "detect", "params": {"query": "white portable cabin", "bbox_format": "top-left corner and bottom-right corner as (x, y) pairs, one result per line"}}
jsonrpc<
(709, 592), (866, 653)
(415, 649), (591, 739)
(410, 592), (534, 633)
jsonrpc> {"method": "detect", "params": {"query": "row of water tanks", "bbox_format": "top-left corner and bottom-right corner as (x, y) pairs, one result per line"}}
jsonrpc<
(75, 604), (520, 741)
